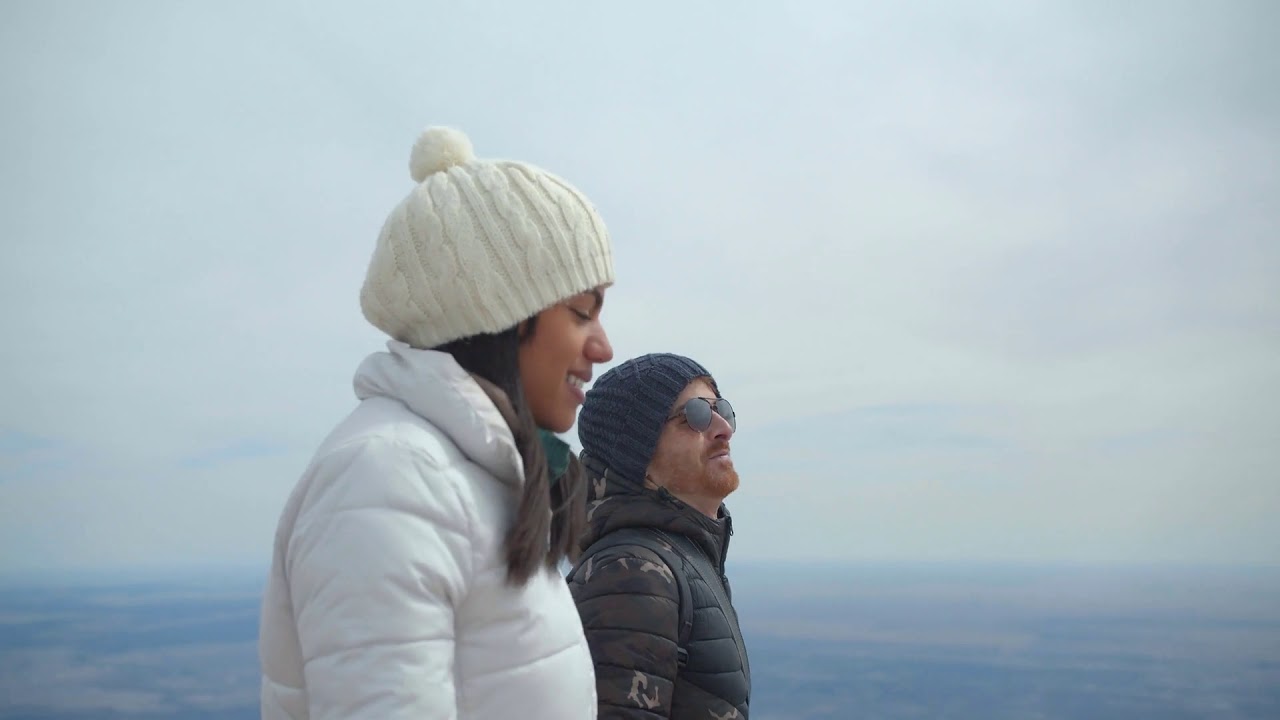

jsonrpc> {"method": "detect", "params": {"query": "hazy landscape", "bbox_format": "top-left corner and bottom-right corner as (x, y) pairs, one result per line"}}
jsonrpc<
(1, 564), (1277, 720)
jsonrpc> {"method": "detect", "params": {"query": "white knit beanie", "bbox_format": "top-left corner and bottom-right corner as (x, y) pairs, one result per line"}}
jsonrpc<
(360, 127), (615, 349)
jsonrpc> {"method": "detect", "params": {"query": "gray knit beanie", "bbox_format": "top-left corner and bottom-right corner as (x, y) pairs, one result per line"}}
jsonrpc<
(577, 353), (717, 485)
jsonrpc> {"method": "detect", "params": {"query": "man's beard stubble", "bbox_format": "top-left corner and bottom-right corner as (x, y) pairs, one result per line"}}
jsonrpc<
(704, 463), (740, 499)
(666, 454), (740, 500)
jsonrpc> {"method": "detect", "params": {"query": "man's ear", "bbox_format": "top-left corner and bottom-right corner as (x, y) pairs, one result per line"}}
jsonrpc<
(641, 453), (658, 489)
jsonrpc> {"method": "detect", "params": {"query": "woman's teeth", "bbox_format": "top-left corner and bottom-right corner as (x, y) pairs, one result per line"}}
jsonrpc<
(567, 375), (585, 390)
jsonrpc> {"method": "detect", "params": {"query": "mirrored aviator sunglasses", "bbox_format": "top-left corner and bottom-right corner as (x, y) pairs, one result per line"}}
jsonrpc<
(668, 397), (736, 432)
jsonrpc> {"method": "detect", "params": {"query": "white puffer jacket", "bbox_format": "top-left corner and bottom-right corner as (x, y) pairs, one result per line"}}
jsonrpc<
(258, 341), (596, 719)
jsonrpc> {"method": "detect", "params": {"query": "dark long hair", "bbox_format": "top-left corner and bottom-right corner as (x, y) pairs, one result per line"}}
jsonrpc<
(435, 318), (589, 585)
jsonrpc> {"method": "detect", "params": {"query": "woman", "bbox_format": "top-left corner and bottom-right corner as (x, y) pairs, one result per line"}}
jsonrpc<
(258, 126), (615, 719)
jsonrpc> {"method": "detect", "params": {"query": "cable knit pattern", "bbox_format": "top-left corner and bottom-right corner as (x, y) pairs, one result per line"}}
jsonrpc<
(361, 127), (614, 349)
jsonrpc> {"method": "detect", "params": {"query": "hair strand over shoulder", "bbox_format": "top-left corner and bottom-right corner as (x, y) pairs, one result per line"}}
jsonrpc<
(435, 324), (588, 585)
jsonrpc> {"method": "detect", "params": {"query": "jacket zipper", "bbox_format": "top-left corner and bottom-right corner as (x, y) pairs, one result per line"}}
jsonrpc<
(656, 487), (731, 578)
(719, 515), (733, 579)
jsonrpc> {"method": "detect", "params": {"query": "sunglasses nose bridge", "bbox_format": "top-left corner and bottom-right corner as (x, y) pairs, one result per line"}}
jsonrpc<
(676, 397), (737, 433)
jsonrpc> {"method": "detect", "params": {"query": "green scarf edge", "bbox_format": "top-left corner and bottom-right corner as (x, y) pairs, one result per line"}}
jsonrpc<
(538, 429), (571, 483)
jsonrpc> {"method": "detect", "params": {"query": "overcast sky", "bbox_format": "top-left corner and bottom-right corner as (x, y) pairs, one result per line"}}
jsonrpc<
(2, 0), (1276, 575)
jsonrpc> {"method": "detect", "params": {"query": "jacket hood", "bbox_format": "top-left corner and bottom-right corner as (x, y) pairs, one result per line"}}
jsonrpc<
(578, 450), (733, 570)
(353, 340), (523, 488)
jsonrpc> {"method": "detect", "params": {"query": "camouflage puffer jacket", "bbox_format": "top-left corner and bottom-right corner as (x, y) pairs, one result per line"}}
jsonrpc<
(567, 454), (751, 719)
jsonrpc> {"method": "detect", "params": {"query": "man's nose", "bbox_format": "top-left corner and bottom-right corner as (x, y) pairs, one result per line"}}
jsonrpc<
(710, 410), (734, 441)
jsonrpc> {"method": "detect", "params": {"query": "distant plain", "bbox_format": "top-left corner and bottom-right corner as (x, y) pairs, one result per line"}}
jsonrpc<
(2, 563), (1276, 719)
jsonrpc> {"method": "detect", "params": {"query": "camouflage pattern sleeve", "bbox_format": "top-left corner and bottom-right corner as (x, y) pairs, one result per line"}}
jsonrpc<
(570, 547), (682, 719)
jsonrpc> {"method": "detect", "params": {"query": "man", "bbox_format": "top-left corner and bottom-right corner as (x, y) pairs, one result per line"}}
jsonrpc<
(568, 353), (751, 719)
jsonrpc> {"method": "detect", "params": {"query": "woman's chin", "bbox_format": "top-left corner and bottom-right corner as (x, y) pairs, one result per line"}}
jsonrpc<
(534, 409), (576, 435)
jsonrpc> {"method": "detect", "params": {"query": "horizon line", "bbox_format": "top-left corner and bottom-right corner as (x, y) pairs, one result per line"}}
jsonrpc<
(3, 558), (1278, 588)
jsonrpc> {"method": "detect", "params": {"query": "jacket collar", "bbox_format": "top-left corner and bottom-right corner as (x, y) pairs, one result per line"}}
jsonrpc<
(579, 450), (734, 571)
(353, 340), (523, 487)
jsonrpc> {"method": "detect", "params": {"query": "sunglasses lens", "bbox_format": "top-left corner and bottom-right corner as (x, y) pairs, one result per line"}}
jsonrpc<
(681, 398), (736, 432)
(714, 398), (736, 431)
(684, 398), (713, 431)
